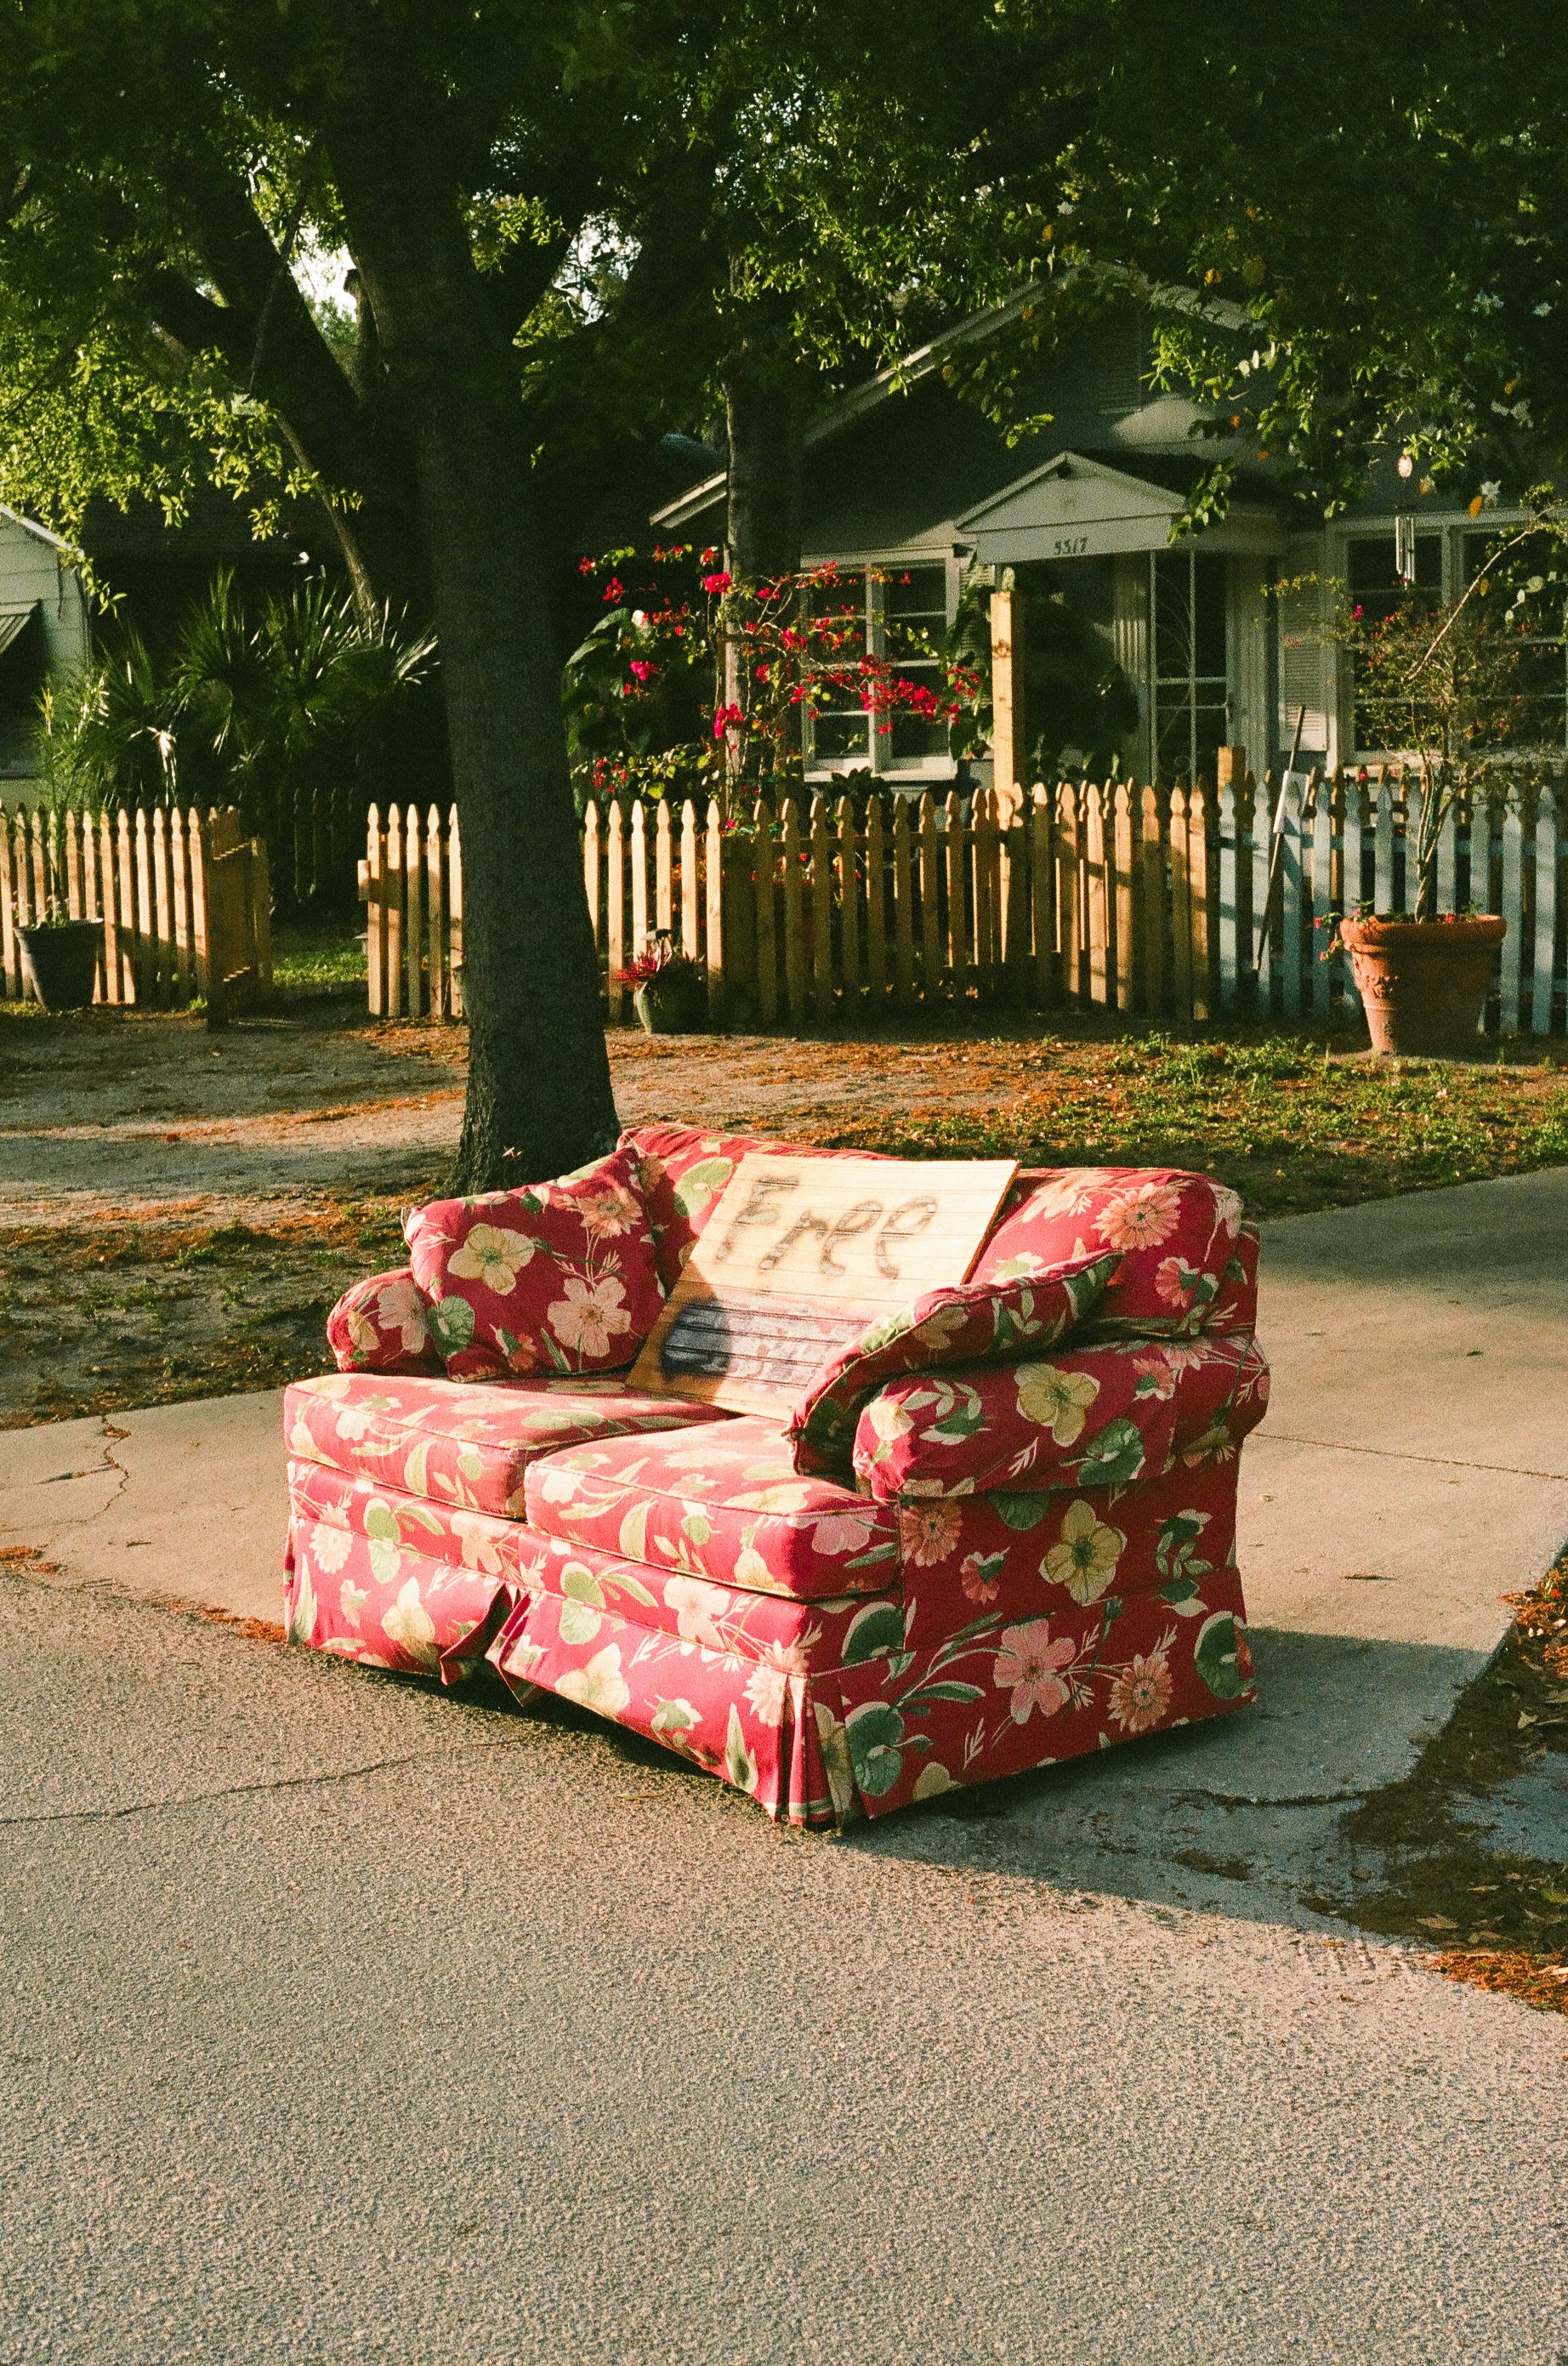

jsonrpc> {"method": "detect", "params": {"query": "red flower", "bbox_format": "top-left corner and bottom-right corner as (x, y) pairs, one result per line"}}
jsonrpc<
(603, 577), (624, 602)
(628, 659), (656, 684)
(702, 570), (731, 594)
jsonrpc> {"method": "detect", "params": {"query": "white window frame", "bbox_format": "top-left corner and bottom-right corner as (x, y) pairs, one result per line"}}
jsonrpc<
(1329, 510), (1568, 763)
(801, 551), (962, 785)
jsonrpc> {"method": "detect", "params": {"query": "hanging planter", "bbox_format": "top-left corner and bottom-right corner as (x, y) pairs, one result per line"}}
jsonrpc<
(620, 930), (707, 1034)
(1338, 913), (1505, 1057)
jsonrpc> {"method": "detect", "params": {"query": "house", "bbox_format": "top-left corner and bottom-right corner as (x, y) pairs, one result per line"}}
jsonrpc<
(0, 507), (91, 786)
(653, 293), (1565, 789)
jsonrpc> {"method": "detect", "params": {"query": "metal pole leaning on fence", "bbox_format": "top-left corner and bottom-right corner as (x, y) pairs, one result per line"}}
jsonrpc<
(1253, 707), (1308, 977)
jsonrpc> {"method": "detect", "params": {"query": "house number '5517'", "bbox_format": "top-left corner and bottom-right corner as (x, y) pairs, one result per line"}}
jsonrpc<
(1052, 535), (1089, 556)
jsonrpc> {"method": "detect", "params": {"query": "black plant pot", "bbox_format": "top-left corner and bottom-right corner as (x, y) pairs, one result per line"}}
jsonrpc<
(633, 970), (707, 1034)
(20, 921), (100, 1011)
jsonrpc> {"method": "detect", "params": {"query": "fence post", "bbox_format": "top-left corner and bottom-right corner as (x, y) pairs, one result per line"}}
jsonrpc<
(1029, 787), (1054, 1009)
(917, 792), (940, 1004)
(1217, 780), (1238, 1015)
(605, 801), (625, 1021)
(705, 798), (726, 1027)
(1533, 787), (1559, 1036)
(753, 798), (778, 1027)
(630, 798), (649, 963)
(781, 796), (807, 1024)
(892, 796), (917, 1014)
(1055, 785), (1080, 1004)
(973, 784), (997, 1000)
(837, 793), (861, 1015)
(1500, 792), (1525, 1034)
(366, 806), (385, 1016)
(810, 794), (834, 1024)
(1139, 786), (1165, 1018)
(447, 804), (464, 1019)
(1190, 784), (1212, 1022)
(404, 804), (423, 1017)
(865, 795), (888, 1009)
(0, 809), (17, 997)
(655, 799), (673, 936)
(679, 797), (700, 960)
(1340, 775), (1364, 1023)
(384, 802), (404, 1019)
(1084, 783), (1109, 1008)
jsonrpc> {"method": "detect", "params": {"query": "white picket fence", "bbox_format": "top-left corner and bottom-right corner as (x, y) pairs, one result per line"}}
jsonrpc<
(361, 769), (1568, 1037)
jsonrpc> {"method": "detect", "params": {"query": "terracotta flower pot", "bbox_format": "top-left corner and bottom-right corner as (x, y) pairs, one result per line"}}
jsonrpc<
(19, 919), (101, 1011)
(1339, 914), (1506, 1057)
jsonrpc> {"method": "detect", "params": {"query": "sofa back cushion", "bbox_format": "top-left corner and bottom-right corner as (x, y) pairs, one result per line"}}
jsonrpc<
(786, 1249), (1119, 1474)
(971, 1167), (1246, 1335)
(622, 1123), (886, 1294)
(406, 1145), (665, 1380)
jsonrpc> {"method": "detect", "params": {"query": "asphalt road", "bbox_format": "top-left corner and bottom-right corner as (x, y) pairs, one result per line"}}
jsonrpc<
(3, 1574), (1565, 2366)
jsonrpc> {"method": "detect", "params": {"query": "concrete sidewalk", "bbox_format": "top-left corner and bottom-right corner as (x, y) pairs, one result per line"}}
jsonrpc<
(3, 1163), (1565, 1826)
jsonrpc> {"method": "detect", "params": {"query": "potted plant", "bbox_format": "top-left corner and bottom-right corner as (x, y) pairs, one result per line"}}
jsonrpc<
(15, 808), (99, 1011)
(1325, 553), (1536, 1056)
(621, 931), (707, 1033)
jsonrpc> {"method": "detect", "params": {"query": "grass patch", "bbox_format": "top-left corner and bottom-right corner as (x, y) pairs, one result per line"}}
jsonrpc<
(809, 1028), (1568, 1218)
(270, 920), (366, 994)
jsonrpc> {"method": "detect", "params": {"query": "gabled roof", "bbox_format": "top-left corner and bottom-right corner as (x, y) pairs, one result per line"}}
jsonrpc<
(955, 451), (1282, 560)
(0, 504), (72, 555)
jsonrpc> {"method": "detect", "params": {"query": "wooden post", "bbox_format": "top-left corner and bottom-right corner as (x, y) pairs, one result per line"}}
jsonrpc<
(781, 796), (807, 1024)
(630, 798), (649, 960)
(169, 808), (192, 1004)
(1339, 774), (1365, 1021)
(116, 812), (137, 1004)
(151, 807), (172, 1006)
(944, 788), (967, 1003)
(1311, 776), (1333, 1020)
(404, 802), (423, 1018)
(133, 808), (155, 1005)
(1139, 785), (1165, 1017)
(680, 797), (700, 959)
(973, 785), (997, 1001)
(865, 794), (888, 1008)
(753, 798), (778, 1027)
(1500, 793), (1525, 1035)
(837, 793), (861, 1011)
(1531, 787), (1558, 1037)
(1189, 783), (1212, 1023)
(1113, 782), (1137, 1014)
(582, 800), (601, 987)
(918, 791), (941, 1004)
(1031, 786), (1055, 1010)
(366, 805), (385, 1017)
(1279, 774), (1304, 1020)
(605, 800), (626, 1021)
(705, 798), (726, 1027)
(0, 809), (18, 997)
(384, 801), (404, 1019)
(891, 796), (916, 1014)
(655, 799), (673, 936)
(989, 587), (1025, 805)
(1056, 784), (1080, 1004)
(810, 793), (834, 1024)
(1085, 782), (1109, 1007)
(447, 804), (464, 1019)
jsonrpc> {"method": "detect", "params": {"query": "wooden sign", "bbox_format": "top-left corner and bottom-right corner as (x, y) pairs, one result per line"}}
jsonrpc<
(631, 1152), (1018, 1416)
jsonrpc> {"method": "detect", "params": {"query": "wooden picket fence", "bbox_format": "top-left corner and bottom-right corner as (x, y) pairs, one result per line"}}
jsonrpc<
(0, 803), (271, 1011)
(361, 771), (1568, 1037)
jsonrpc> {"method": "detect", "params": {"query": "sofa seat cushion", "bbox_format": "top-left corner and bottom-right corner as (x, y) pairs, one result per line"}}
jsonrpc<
(284, 1370), (732, 1519)
(287, 1454), (895, 1680)
(524, 1416), (901, 1600)
(622, 1123), (886, 1293)
(851, 1334), (1270, 1500)
(786, 1251), (1118, 1474)
(971, 1167), (1247, 1336)
(406, 1145), (666, 1380)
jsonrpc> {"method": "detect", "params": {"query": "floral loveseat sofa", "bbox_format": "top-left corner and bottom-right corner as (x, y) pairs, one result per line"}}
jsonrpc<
(282, 1123), (1269, 1829)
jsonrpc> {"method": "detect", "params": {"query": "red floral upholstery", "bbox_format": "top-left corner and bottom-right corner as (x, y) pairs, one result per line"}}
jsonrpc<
(285, 1370), (731, 1519)
(287, 1455), (888, 1678)
(406, 1145), (665, 1379)
(325, 1266), (440, 1376)
(485, 1508), (1252, 1829)
(972, 1166), (1246, 1335)
(851, 1331), (1270, 1500)
(621, 1122), (885, 1292)
(787, 1251), (1116, 1475)
(524, 1416), (902, 1599)
(1205, 1221), (1261, 1334)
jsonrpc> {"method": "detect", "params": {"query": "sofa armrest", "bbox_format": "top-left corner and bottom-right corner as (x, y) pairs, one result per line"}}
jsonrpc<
(851, 1332), (1270, 1501)
(326, 1267), (441, 1376)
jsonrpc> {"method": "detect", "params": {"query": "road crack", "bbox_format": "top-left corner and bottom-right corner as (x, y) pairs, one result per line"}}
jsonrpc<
(0, 1734), (527, 1830)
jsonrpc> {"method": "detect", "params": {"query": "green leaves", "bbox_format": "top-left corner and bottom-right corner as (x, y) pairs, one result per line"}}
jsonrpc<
(1194, 1610), (1248, 1701)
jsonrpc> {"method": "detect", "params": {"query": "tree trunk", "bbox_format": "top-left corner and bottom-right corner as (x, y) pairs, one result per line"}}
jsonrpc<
(327, 65), (617, 1192)
(721, 331), (807, 787)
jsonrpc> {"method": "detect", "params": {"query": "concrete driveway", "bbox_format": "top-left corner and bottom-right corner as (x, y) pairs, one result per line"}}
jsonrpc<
(2, 1166), (1567, 2361)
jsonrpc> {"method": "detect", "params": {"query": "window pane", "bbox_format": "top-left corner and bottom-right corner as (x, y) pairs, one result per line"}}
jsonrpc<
(810, 710), (872, 765)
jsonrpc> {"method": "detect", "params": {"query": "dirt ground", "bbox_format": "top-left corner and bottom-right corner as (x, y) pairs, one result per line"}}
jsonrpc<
(3, 989), (1567, 1427)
